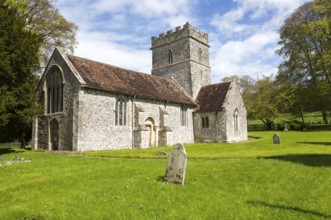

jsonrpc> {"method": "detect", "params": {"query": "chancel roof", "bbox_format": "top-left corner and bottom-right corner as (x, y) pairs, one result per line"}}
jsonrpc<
(195, 82), (231, 112)
(67, 55), (195, 105)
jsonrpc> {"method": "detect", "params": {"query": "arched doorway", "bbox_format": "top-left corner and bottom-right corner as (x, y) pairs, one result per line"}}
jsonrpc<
(145, 117), (155, 147)
(50, 119), (59, 150)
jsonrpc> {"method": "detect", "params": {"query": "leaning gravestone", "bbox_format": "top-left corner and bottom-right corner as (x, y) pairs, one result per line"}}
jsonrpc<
(273, 133), (280, 144)
(164, 143), (187, 185)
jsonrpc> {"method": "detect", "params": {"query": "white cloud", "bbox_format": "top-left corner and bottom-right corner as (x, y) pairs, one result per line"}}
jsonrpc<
(209, 0), (311, 82)
(75, 31), (151, 73)
(212, 31), (279, 80)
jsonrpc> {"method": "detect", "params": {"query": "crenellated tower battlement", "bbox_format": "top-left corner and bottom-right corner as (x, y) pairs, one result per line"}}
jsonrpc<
(151, 22), (209, 49)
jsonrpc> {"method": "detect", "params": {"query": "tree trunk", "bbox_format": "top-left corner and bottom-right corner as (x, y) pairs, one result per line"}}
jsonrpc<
(322, 109), (329, 124)
(20, 131), (26, 149)
(299, 110), (306, 126)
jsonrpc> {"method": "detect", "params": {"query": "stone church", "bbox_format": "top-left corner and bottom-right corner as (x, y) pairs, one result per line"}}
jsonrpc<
(32, 22), (247, 151)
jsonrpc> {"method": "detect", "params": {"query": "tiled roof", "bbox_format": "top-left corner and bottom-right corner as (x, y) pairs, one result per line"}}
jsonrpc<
(195, 82), (231, 112)
(67, 55), (195, 105)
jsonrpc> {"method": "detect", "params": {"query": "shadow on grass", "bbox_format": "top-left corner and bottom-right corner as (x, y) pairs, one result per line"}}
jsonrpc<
(248, 200), (331, 219)
(297, 142), (331, 146)
(157, 175), (165, 182)
(259, 154), (331, 167)
(0, 148), (18, 155)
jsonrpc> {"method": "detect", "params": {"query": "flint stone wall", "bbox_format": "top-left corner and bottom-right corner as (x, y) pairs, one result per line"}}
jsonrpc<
(76, 88), (195, 151)
(32, 49), (81, 150)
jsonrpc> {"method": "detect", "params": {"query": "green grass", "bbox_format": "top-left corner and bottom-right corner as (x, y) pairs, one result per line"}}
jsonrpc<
(1, 131), (331, 219)
(248, 111), (331, 124)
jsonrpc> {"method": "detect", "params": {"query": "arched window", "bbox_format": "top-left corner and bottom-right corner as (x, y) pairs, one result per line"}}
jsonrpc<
(46, 67), (63, 114)
(180, 106), (187, 126)
(234, 109), (239, 131)
(202, 116), (209, 128)
(115, 97), (127, 126)
(168, 50), (173, 64)
(198, 48), (203, 63)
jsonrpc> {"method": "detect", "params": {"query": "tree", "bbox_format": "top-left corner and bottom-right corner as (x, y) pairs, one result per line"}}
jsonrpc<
(0, 1), (42, 147)
(277, 0), (331, 123)
(249, 76), (279, 130)
(6, 0), (78, 65)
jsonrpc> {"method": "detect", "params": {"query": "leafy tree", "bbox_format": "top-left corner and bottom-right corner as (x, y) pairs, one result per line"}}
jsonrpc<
(0, 1), (42, 147)
(249, 76), (279, 130)
(6, 0), (78, 65)
(277, 0), (331, 123)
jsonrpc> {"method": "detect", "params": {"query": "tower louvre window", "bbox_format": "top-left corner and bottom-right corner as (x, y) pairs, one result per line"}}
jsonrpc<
(168, 50), (173, 64)
(198, 48), (203, 63)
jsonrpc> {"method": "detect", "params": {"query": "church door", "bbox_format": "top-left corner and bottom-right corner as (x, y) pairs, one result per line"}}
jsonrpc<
(145, 118), (155, 147)
(50, 119), (59, 150)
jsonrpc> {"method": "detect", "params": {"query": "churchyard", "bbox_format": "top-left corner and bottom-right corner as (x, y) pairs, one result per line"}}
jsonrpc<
(0, 131), (330, 219)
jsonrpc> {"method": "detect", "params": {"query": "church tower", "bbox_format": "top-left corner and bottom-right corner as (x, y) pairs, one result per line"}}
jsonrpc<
(151, 22), (211, 98)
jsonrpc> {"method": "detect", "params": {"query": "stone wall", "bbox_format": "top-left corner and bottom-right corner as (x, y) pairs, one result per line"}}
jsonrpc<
(76, 89), (132, 151)
(151, 62), (192, 97)
(151, 22), (211, 98)
(193, 111), (227, 142)
(76, 88), (195, 151)
(222, 81), (248, 142)
(32, 49), (81, 150)
(193, 82), (247, 143)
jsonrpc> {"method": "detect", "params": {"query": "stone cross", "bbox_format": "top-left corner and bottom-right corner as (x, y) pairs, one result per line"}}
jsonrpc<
(273, 133), (280, 144)
(164, 143), (187, 185)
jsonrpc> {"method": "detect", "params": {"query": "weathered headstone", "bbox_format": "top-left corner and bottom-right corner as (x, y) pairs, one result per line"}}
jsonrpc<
(273, 133), (280, 144)
(164, 143), (187, 185)
(284, 124), (288, 132)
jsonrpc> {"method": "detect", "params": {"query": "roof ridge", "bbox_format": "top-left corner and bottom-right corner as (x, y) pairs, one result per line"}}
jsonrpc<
(66, 53), (196, 105)
(201, 81), (231, 89)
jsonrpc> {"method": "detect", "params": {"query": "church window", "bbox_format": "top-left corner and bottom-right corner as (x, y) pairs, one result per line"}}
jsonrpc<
(168, 50), (173, 64)
(46, 67), (63, 114)
(198, 48), (203, 63)
(234, 109), (239, 131)
(115, 97), (127, 126)
(180, 106), (187, 126)
(202, 116), (209, 128)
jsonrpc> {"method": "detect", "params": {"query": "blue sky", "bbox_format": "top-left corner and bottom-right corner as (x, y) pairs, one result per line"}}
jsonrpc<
(55, 0), (311, 83)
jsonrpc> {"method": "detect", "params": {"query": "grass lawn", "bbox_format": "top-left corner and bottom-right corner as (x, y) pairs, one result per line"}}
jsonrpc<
(0, 131), (330, 219)
(248, 111), (331, 125)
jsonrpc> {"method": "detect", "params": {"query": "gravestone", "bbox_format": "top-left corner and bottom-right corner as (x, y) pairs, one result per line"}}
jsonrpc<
(284, 124), (288, 132)
(164, 143), (187, 185)
(273, 133), (280, 144)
